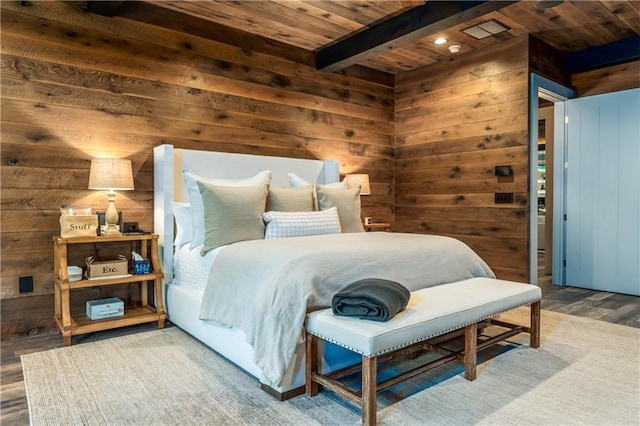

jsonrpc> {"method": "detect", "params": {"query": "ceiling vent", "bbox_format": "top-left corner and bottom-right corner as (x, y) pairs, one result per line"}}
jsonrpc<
(461, 19), (510, 40)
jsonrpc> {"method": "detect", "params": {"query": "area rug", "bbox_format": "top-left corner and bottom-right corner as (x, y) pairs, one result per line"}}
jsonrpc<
(22, 308), (640, 425)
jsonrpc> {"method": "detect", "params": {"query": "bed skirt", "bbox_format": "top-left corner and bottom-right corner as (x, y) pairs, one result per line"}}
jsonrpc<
(165, 282), (360, 398)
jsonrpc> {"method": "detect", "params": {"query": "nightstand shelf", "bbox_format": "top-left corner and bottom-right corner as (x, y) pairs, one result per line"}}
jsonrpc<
(57, 305), (161, 335)
(364, 223), (392, 232)
(66, 273), (157, 289)
(53, 234), (166, 346)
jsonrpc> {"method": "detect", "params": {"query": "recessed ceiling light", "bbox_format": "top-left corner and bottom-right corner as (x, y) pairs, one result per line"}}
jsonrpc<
(434, 38), (447, 45)
(449, 45), (461, 53)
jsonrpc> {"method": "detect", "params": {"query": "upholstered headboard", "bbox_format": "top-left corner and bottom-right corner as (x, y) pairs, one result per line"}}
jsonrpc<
(153, 144), (340, 282)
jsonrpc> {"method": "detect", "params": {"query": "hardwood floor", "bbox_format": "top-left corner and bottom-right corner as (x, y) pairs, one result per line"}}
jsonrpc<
(2, 282), (638, 425)
(537, 254), (640, 328)
(539, 279), (640, 328)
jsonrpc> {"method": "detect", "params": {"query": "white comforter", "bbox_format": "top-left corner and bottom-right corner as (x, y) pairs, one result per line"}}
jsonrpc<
(199, 232), (494, 386)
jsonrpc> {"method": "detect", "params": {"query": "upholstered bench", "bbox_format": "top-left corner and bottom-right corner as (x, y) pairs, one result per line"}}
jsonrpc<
(305, 277), (542, 426)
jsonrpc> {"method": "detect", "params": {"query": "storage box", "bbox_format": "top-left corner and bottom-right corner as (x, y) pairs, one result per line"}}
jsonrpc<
(86, 297), (124, 320)
(67, 266), (83, 282)
(59, 215), (98, 238)
(86, 256), (129, 279)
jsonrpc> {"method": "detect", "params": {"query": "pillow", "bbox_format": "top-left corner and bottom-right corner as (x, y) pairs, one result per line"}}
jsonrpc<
(197, 181), (269, 254)
(287, 172), (347, 189)
(263, 207), (341, 239)
(316, 186), (365, 233)
(171, 202), (192, 247)
(184, 170), (271, 248)
(267, 186), (314, 212)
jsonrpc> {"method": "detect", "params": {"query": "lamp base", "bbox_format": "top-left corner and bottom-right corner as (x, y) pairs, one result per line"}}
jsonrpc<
(101, 225), (122, 236)
(102, 190), (122, 236)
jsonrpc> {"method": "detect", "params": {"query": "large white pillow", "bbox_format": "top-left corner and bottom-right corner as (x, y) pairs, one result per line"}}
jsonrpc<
(287, 172), (347, 189)
(171, 201), (192, 247)
(316, 186), (365, 233)
(197, 182), (269, 254)
(263, 207), (341, 239)
(184, 170), (271, 248)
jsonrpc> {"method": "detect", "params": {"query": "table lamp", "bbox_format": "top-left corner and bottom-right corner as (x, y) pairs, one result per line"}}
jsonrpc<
(345, 174), (371, 195)
(88, 158), (134, 236)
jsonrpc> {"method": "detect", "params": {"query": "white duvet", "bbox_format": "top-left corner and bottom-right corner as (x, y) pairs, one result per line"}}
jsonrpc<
(198, 232), (495, 386)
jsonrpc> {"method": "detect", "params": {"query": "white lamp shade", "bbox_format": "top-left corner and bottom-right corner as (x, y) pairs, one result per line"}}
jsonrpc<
(88, 158), (134, 190)
(345, 174), (371, 195)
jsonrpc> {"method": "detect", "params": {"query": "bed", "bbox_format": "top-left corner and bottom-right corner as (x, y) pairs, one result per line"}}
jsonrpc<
(153, 144), (495, 399)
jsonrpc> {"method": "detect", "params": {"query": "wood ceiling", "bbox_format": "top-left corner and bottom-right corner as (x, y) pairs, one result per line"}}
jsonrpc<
(104, 1), (639, 75)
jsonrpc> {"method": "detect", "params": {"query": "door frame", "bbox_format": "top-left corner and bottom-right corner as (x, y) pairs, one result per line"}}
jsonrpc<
(528, 73), (574, 285)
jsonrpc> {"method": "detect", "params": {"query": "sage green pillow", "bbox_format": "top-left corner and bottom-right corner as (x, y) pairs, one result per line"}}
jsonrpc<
(316, 186), (365, 233)
(267, 186), (314, 212)
(196, 181), (268, 254)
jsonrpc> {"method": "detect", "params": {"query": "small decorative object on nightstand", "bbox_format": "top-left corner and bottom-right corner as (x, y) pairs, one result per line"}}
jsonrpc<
(132, 251), (151, 275)
(364, 223), (391, 232)
(52, 234), (166, 346)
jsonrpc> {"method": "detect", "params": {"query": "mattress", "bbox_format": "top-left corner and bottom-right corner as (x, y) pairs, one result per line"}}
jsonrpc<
(173, 243), (224, 291)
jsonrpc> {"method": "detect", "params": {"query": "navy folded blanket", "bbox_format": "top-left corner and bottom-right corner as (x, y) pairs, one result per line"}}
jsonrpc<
(331, 278), (410, 322)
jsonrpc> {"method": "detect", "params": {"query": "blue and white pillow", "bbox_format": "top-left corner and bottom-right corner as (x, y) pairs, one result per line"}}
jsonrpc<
(263, 207), (341, 239)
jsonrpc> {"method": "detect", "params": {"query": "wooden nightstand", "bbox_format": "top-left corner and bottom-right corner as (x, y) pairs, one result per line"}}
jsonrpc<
(52, 234), (166, 346)
(364, 223), (391, 232)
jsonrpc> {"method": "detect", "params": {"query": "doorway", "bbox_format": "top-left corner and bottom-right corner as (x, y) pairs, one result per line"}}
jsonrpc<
(528, 74), (574, 286)
(537, 103), (553, 285)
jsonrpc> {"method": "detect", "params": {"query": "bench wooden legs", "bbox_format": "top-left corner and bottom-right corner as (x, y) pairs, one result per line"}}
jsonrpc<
(305, 333), (319, 397)
(530, 301), (541, 348)
(306, 333), (378, 426)
(305, 301), (542, 426)
(464, 323), (478, 381)
(362, 355), (377, 426)
(463, 302), (542, 381)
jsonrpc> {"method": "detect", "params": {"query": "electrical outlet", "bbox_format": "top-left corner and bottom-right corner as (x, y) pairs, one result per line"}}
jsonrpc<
(19, 276), (34, 293)
(124, 222), (139, 233)
(495, 192), (514, 204)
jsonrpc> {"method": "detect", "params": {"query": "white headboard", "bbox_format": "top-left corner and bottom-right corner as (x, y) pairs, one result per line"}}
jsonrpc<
(153, 144), (340, 282)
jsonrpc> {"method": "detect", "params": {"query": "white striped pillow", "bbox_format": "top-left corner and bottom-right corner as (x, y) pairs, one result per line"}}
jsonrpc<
(263, 207), (341, 239)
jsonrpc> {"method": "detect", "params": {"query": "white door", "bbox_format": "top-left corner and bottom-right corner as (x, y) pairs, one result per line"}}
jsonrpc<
(564, 88), (640, 296)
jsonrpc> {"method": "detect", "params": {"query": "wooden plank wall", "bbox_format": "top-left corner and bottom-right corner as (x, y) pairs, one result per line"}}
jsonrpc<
(572, 60), (640, 97)
(0, 1), (394, 337)
(394, 37), (530, 282)
(1, 1), (635, 338)
(529, 35), (571, 87)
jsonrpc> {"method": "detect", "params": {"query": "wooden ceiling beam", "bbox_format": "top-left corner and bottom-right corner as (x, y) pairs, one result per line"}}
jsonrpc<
(565, 35), (640, 74)
(86, 1), (123, 18)
(315, 1), (517, 72)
